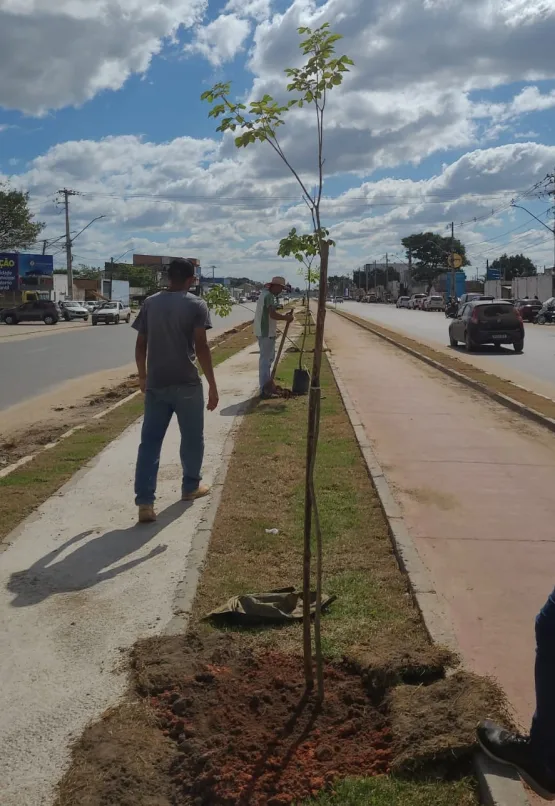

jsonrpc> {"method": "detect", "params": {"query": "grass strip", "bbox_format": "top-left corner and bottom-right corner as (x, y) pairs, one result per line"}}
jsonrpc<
(302, 776), (478, 806)
(334, 308), (555, 423)
(191, 338), (480, 805)
(0, 323), (255, 545)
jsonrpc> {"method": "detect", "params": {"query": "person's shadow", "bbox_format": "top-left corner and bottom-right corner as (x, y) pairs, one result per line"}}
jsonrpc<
(219, 400), (257, 416)
(7, 501), (189, 608)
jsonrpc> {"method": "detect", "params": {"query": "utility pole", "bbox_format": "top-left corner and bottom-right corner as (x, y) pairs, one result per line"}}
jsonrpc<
(59, 188), (77, 300)
(110, 257), (114, 301)
(450, 221), (455, 300)
(42, 239), (48, 255)
(374, 260), (377, 291)
(365, 264), (368, 293)
(407, 248), (412, 294)
(385, 252), (389, 297)
(548, 170), (555, 270)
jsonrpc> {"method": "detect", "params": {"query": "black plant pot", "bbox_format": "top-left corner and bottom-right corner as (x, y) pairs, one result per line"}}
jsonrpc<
(292, 368), (310, 395)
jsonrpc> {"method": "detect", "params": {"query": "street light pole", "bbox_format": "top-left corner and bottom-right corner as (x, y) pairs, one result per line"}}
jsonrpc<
(58, 188), (106, 301)
(511, 200), (555, 271)
(60, 188), (77, 299)
(547, 172), (555, 270)
(450, 221), (455, 300)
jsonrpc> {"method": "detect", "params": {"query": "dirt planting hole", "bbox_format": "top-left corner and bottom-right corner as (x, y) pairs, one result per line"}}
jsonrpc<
(55, 634), (505, 806)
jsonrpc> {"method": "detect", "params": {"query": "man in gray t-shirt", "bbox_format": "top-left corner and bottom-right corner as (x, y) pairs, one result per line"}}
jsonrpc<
(132, 259), (219, 523)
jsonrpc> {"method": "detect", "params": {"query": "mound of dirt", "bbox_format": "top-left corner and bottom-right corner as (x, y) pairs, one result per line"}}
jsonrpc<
(345, 638), (457, 692)
(136, 633), (391, 805)
(55, 633), (500, 806)
(387, 670), (509, 774)
(55, 703), (175, 806)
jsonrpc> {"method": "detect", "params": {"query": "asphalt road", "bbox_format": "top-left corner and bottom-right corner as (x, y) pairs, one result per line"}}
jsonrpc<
(0, 304), (256, 411)
(336, 301), (555, 390)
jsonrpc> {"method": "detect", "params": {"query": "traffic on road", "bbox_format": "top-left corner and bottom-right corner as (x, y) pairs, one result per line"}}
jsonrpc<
(328, 296), (555, 393)
(0, 302), (257, 410)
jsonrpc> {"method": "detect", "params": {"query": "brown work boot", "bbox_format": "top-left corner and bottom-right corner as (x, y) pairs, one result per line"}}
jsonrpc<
(138, 504), (156, 523)
(182, 484), (211, 501)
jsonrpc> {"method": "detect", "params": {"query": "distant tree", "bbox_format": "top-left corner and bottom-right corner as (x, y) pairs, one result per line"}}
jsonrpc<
(74, 264), (102, 280)
(54, 265), (102, 279)
(490, 253), (537, 280)
(402, 232), (469, 291)
(0, 184), (44, 251)
(110, 263), (157, 289)
(228, 277), (260, 288)
(353, 267), (399, 289)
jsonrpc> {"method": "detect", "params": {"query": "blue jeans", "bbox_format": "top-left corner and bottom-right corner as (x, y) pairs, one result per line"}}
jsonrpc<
(135, 384), (204, 506)
(258, 336), (276, 392)
(531, 587), (555, 769)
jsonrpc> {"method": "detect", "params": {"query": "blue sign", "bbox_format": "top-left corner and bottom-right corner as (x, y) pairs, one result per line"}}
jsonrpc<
(446, 271), (466, 299)
(0, 253), (18, 292)
(18, 253), (54, 278)
(487, 268), (501, 280)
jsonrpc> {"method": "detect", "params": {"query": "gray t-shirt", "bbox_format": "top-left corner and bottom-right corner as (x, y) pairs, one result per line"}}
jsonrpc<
(133, 291), (212, 389)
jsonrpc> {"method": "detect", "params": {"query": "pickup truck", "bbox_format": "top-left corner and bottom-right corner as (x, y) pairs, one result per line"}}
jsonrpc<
(91, 301), (131, 325)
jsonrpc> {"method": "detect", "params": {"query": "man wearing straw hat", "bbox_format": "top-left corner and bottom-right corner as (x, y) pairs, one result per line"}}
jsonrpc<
(253, 275), (293, 398)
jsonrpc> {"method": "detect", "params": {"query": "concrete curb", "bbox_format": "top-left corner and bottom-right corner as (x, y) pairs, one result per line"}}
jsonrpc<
(325, 346), (530, 806)
(334, 308), (555, 437)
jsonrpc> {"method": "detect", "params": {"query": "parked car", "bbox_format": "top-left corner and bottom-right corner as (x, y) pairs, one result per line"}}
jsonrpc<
(408, 293), (427, 310)
(0, 299), (59, 325)
(59, 301), (89, 321)
(423, 295), (445, 312)
(396, 296), (410, 308)
(333, 297), (344, 304)
(92, 301), (131, 325)
(514, 298), (543, 322)
(449, 300), (524, 353)
(84, 301), (99, 313)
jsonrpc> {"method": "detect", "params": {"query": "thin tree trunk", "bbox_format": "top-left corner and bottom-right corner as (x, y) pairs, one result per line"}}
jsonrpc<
(310, 390), (324, 702)
(299, 276), (310, 369)
(302, 404), (315, 690)
(304, 239), (329, 700)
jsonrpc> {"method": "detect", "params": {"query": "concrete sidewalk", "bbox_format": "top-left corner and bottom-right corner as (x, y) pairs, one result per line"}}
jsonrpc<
(0, 342), (259, 806)
(324, 312), (555, 741)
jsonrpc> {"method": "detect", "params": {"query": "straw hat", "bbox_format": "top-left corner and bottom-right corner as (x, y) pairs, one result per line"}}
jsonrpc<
(266, 275), (287, 288)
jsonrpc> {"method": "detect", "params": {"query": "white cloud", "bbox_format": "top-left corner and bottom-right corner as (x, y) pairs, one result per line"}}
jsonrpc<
(6, 134), (555, 280)
(224, 0), (271, 22)
(0, 0), (207, 114)
(3, 0), (555, 277)
(474, 86), (555, 123)
(185, 14), (251, 66)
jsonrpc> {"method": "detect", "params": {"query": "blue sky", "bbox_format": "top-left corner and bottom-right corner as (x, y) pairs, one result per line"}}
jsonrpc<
(1, 0), (555, 281)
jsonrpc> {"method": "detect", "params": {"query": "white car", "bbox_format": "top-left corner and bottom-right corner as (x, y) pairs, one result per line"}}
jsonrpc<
(408, 294), (427, 310)
(423, 295), (445, 312)
(92, 301), (131, 325)
(396, 296), (410, 308)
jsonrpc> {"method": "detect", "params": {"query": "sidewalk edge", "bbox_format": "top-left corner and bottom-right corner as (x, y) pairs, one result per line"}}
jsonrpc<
(326, 346), (530, 806)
